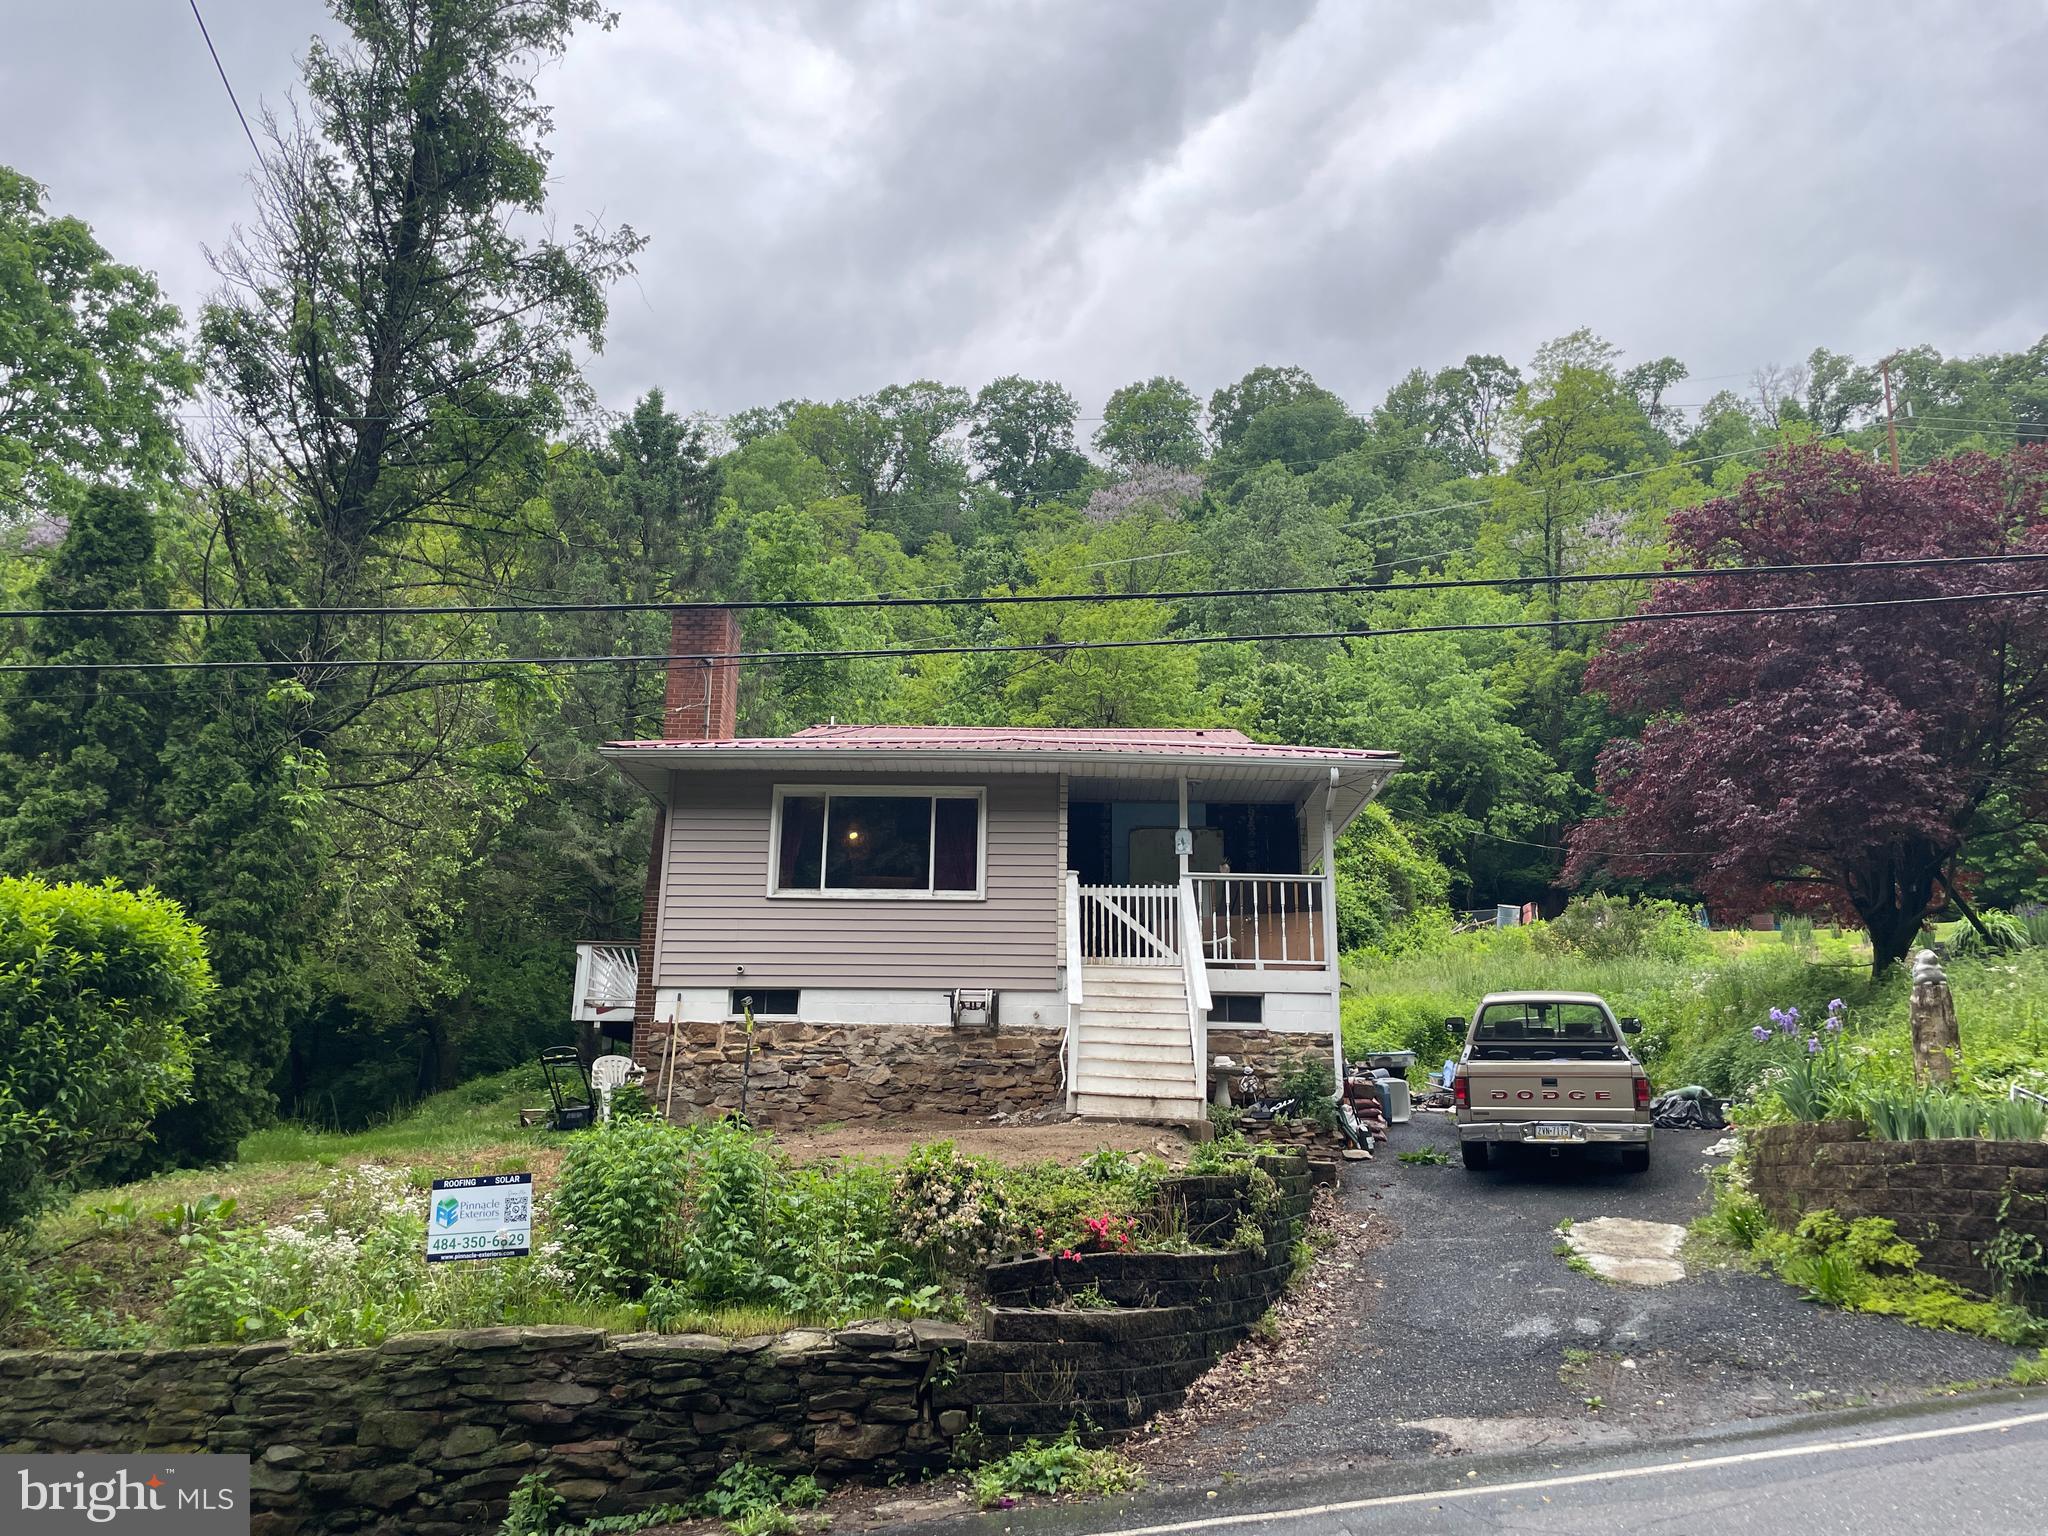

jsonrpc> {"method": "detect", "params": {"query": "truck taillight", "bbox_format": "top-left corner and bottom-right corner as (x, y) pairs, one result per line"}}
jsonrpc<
(1453, 1074), (1470, 1108)
(1634, 1077), (1651, 1111)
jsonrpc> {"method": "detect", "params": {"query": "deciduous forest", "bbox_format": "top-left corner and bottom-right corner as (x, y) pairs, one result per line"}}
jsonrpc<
(2, 0), (2044, 1157)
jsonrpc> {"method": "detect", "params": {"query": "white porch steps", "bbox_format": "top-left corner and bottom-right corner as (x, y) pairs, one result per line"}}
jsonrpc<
(1070, 966), (1205, 1123)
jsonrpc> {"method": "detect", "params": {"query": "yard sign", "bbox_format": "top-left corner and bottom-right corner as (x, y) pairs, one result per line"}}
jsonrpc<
(426, 1172), (533, 1263)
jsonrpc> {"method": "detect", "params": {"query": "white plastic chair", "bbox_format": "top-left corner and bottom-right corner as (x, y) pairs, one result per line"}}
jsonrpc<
(589, 1053), (647, 1122)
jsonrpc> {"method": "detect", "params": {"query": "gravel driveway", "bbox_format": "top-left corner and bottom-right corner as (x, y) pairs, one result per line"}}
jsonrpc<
(1163, 1111), (2027, 1479)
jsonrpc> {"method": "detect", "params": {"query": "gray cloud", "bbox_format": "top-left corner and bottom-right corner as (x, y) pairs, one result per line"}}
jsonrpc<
(3, 1), (2044, 426)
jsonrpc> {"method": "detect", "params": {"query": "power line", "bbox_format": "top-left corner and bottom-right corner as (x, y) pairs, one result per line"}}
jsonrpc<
(4, 585), (2042, 676)
(187, 1), (262, 161)
(5, 552), (2043, 624)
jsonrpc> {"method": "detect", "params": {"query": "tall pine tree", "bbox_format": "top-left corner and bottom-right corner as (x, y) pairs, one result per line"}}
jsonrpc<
(0, 483), (173, 881)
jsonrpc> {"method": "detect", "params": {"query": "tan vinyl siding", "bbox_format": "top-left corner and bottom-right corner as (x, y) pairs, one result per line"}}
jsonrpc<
(654, 770), (1062, 990)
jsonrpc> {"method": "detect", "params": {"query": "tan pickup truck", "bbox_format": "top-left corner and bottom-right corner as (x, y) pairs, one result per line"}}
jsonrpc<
(1451, 991), (1652, 1172)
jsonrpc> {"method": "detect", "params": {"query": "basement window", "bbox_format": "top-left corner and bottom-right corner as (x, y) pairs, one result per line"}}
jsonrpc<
(770, 786), (985, 899)
(731, 989), (800, 1019)
(1207, 995), (1265, 1024)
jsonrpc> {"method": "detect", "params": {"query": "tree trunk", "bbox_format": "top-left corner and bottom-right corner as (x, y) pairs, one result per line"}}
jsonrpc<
(1850, 842), (1942, 980)
(1861, 899), (1923, 979)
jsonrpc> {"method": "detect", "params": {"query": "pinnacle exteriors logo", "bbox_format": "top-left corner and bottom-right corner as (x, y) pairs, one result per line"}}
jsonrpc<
(6, 1456), (248, 1534)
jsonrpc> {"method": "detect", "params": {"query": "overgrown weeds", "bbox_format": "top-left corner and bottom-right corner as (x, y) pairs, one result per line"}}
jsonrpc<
(968, 1427), (1142, 1509)
(1728, 1208), (2048, 1346)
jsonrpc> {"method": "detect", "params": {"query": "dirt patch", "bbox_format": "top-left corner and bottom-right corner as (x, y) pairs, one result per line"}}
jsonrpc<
(766, 1115), (1197, 1168)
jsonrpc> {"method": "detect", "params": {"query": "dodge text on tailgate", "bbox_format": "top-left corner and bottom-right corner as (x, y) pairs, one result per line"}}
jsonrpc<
(1451, 992), (1652, 1172)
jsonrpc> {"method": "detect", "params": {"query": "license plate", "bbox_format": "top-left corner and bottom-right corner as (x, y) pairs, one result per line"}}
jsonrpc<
(1524, 1122), (1582, 1142)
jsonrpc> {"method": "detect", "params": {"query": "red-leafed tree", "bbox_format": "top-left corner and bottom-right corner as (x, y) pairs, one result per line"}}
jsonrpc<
(1566, 444), (2048, 976)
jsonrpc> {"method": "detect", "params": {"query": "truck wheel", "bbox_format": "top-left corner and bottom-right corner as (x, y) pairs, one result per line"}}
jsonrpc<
(1461, 1141), (1491, 1170)
(1620, 1146), (1650, 1174)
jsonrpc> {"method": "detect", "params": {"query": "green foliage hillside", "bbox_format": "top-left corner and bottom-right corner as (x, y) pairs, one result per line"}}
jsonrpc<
(0, 1), (2043, 1163)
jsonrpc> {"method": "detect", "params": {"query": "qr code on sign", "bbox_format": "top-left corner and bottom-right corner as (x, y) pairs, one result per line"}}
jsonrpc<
(503, 1194), (530, 1223)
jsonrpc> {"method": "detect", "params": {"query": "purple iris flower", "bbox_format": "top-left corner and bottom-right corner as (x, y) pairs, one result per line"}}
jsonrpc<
(1828, 998), (1846, 1015)
(1806, 1035), (1822, 1055)
(1768, 1008), (1787, 1029)
(1752, 1025), (1773, 1043)
(1825, 1016), (1842, 1035)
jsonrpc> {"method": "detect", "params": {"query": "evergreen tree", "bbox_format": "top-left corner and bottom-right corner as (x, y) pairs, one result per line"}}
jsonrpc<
(147, 632), (329, 1164)
(0, 483), (173, 882)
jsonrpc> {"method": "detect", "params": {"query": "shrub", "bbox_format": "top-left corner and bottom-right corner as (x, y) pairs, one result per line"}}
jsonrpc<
(893, 1142), (1019, 1275)
(1534, 894), (1710, 963)
(1332, 804), (1453, 952)
(555, 1117), (934, 1321)
(0, 876), (213, 1229)
(552, 1117), (697, 1297)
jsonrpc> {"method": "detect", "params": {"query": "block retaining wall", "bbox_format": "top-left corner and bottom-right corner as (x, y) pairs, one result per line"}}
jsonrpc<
(1745, 1121), (2048, 1305)
(0, 1156), (1317, 1533)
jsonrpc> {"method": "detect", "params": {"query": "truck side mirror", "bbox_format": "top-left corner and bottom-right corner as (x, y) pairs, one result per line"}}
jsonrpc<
(1619, 1018), (1642, 1034)
(1444, 1016), (1465, 1032)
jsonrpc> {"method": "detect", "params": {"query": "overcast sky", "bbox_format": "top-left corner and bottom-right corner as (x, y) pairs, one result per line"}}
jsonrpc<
(4, 1), (2045, 424)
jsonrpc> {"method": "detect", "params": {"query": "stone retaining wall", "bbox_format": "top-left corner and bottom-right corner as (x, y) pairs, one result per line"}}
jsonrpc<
(637, 1020), (1065, 1128)
(1746, 1121), (2048, 1304)
(0, 1320), (955, 1536)
(0, 1157), (1319, 1533)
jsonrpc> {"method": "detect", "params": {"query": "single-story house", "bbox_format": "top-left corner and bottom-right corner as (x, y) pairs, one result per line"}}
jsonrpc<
(597, 608), (1400, 1126)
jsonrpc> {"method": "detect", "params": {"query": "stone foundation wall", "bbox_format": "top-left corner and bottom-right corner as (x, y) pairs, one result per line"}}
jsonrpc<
(1746, 1121), (2048, 1304)
(639, 1020), (1066, 1128)
(1206, 1029), (1332, 1090)
(0, 1158), (1320, 1533)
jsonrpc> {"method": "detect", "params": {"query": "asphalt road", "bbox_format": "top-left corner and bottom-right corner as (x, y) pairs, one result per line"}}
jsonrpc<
(987, 1397), (2048, 1536)
(1187, 1111), (2023, 1473)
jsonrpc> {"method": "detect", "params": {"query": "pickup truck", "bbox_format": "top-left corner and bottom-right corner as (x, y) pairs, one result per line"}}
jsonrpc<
(1450, 991), (1652, 1172)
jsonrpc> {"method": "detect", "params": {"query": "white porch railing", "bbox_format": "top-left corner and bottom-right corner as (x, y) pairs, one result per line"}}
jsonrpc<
(1177, 876), (1212, 1081)
(1077, 883), (1181, 966)
(1189, 874), (1330, 970)
(571, 942), (639, 1021)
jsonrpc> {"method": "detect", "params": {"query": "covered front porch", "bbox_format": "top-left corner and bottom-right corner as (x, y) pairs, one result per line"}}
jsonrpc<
(1059, 764), (1351, 1121)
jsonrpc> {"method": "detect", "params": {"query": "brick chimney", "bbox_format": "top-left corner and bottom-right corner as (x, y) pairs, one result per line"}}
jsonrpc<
(664, 607), (741, 741)
(633, 606), (742, 1077)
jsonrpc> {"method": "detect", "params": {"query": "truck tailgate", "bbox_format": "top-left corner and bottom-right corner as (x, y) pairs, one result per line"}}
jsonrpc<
(1463, 1062), (1638, 1122)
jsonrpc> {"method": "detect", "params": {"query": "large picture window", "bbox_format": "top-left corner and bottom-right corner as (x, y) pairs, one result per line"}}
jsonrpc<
(770, 787), (985, 898)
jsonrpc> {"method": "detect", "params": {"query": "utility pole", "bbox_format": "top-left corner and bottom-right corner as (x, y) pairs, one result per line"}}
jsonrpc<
(1879, 352), (1903, 473)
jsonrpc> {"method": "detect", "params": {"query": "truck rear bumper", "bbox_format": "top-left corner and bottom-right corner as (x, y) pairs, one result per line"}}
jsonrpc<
(1459, 1121), (1651, 1146)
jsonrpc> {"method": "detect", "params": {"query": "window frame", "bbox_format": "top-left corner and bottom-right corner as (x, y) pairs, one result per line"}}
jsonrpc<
(766, 783), (989, 901)
(729, 988), (801, 1020)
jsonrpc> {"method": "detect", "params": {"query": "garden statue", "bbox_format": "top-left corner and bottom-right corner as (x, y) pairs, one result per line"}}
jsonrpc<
(1909, 949), (1960, 1086)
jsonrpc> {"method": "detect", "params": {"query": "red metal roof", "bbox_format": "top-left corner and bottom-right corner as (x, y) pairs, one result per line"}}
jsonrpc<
(603, 724), (1397, 763)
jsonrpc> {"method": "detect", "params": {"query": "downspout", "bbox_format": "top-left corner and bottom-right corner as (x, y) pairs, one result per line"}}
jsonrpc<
(1321, 768), (1344, 1094)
